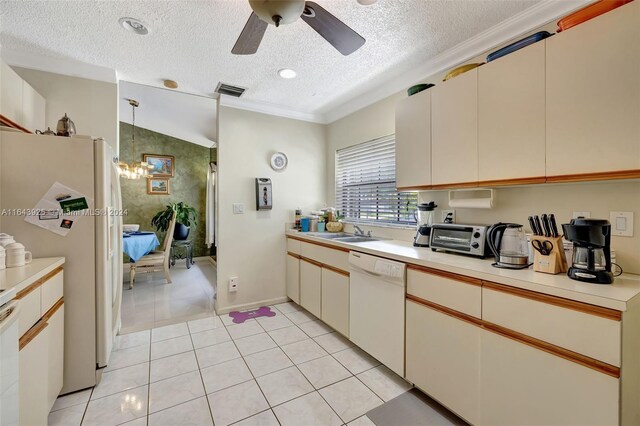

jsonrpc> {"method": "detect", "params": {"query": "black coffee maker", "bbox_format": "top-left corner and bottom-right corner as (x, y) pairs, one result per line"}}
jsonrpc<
(562, 218), (614, 284)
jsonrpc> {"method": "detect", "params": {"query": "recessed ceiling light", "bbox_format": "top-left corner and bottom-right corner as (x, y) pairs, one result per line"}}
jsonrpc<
(278, 68), (297, 79)
(119, 17), (149, 35)
(357, 0), (378, 5)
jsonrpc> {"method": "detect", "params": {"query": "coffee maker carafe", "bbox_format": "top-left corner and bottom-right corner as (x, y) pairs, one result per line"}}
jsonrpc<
(413, 202), (437, 247)
(562, 218), (614, 284)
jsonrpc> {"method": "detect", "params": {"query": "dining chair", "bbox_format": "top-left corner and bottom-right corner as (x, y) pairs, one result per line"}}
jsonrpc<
(129, 212), (176, 289)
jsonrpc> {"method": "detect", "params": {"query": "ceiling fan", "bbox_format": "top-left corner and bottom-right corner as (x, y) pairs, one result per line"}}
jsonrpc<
(232, 0), (365, 56)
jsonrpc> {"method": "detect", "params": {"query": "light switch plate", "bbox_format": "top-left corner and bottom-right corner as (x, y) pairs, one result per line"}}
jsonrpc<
(610, 211), (634, 237)
(233, 203), (244, 214)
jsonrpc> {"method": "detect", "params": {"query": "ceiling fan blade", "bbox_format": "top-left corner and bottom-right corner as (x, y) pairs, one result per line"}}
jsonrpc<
(232, 12), (268, 55)
(301, 1), (365, 56)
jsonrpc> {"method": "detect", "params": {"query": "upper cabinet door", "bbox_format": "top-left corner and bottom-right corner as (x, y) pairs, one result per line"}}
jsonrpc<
(546, 1), (640, 176)
(479, 42), (546, 182)
(431, 69), (478, 186)
(395, 89), (431, 189)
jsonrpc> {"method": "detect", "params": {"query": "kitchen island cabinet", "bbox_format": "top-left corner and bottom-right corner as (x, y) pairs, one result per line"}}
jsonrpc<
(395, 88), (432, 191)
(431, 68), (478, 188)
(546, 1), (640, 179)
(478, 41), (546, 184)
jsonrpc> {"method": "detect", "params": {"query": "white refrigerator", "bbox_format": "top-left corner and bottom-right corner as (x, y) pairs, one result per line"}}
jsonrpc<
(0, 130), (123, 394)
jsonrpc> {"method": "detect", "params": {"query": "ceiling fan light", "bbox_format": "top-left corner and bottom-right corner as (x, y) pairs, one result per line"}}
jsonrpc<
(249, 0), (305, 26)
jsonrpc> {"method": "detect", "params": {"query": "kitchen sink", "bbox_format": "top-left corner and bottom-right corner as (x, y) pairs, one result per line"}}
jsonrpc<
(334, 236), (381, 243)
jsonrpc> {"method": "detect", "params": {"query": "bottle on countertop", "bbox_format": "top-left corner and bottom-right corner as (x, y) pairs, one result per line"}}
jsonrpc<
(295, 208), (302, 230)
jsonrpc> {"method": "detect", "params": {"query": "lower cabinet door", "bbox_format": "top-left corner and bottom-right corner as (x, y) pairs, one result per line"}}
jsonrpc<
(300, 259), (322, 318)
(19, 321), (50, 426)
(480, 329), (619, 426)
(321, 268), (349, 337)
(405, 300), (480, 424)
(47, 304), (65, 411)
(286, 254), (300, 304)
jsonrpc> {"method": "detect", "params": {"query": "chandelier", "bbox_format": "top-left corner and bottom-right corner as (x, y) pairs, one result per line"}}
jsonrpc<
(118, 99), (153, 179)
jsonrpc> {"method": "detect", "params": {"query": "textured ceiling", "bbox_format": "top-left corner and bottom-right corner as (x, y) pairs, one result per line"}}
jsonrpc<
(0, 0), (539, 116)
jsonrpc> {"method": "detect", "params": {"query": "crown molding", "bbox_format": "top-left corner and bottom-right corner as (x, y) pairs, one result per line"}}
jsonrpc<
(218, 94), (328, 124)
(321, 0), (591, 124)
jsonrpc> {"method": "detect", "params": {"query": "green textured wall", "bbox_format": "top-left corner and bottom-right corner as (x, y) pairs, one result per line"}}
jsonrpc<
(120, 122), (209, 257)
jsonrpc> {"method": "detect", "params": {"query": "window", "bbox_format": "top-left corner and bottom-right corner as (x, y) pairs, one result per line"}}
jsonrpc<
(336, 135), (418, 227)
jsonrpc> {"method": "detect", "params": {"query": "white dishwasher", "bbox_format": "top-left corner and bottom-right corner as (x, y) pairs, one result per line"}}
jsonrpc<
(349, 251), (406, 376)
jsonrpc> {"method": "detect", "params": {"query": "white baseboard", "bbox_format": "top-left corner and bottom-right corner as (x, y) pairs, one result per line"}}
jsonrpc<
(215, 296), (290, 315)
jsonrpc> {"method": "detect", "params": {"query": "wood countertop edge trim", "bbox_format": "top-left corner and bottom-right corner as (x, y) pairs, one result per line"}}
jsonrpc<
(287, 235), (350, 252)
(406, 294), (620, 378)
(15, 266), (64, 300)
(483, 281), (622, 321)
(42, 298), (64, 322)
(407, 263), (482, 286)
(19, 319), (48, 351)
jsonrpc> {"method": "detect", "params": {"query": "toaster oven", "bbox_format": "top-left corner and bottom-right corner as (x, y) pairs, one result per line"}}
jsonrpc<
(430, 223), (489, 258)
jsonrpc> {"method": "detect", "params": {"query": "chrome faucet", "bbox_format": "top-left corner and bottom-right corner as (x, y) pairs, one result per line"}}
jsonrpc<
(354, 225), (372, 237)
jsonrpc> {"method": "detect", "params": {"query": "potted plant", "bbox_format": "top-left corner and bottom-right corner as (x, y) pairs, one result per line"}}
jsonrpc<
(151, 202), (198, 240)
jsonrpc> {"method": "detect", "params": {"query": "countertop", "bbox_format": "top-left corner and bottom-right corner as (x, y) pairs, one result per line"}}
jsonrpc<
(286, 231), (640, 311)
(0, 257), (65, 306)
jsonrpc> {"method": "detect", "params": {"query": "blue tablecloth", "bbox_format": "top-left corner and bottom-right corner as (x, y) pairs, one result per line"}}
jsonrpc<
(123, 233), (160, 262)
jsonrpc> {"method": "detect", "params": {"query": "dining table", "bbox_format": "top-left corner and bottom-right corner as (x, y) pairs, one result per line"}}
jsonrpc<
(122, 231), (160, 262)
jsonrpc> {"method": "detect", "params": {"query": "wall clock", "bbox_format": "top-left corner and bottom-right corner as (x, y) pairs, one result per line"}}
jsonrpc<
(270, 152), (288, 171)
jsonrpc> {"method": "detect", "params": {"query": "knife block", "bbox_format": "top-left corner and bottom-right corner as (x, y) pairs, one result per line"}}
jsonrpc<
(531, 235), (568, 275)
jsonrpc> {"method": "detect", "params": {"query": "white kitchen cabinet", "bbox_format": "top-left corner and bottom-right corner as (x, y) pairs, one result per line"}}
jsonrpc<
(406, 300), (480, 425)
(395, 89), (431, 189)
(300, 258), (322, 318)
(21, 82), (45, 132)
(1, 60), (24, 125)
(479, 42), (546, 182)
(431, 69), (478, 186)
(286, 254), (300, 304)
(19, 321), (50, 426)
(480, 329), (619, 426)
(46, 304), (65, 410)
(321, 268), (349, 337)
(546, 1), (640, 177)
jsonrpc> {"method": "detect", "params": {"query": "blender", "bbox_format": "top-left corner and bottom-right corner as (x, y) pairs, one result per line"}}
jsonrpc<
(413, 202), (437, 247)
(562, 218), (614, 284)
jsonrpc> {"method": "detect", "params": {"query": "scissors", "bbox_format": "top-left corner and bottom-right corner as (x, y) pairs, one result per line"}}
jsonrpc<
(532, 240), (554, 256)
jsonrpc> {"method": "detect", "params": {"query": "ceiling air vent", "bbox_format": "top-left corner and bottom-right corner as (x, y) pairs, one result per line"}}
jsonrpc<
(215, 83), (246, 98)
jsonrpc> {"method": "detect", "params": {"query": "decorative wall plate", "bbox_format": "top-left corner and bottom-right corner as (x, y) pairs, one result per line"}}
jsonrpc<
(270, 152), (288, 171)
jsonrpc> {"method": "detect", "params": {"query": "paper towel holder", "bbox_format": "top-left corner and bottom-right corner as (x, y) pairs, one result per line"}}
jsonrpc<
(448, 188), (494, 209)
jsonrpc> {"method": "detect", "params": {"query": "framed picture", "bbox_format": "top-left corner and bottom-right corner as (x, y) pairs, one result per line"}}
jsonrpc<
(143, 154), (175, 177)
(147, 178), (170, 195)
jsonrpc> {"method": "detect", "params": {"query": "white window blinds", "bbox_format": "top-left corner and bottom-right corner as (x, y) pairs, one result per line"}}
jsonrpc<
(336, 135), (418, 226)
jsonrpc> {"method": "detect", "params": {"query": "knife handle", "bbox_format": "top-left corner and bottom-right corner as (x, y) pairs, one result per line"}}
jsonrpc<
(541, 214), (551, 237)
(528, 216), (538, 235)
(549, 214), (559, 238)
(534, 215), (543, 237)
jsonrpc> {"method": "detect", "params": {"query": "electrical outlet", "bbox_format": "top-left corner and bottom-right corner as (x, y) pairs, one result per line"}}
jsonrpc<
(573, 211), (591, 219)
(441, 209), (455, 223)
(229, 277), (239, 292)
(610, 211), (634, 237)
(232, 203), (244, 214)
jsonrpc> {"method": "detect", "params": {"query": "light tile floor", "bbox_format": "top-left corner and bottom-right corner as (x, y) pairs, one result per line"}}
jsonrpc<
(121, 261), (217, 333)
(49, 302), (413, 426)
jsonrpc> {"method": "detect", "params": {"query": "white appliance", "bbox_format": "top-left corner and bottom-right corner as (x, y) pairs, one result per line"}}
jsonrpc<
(0, 300), (20, 426)
(349, 251), (406, 376)
(0, 131), (123, 393)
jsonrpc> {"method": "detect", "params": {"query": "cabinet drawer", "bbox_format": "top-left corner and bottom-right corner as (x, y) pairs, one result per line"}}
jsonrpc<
(482, 284), (621, 366)
(16, 286), (41, 337)
(300, 242), (349, 272)
(41, 270), (63, 315)
(287, 238), (301, 255)
(407, 266), (481, 318)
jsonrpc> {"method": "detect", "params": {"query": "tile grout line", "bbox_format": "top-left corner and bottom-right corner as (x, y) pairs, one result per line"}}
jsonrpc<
(187, 320), (217, 426)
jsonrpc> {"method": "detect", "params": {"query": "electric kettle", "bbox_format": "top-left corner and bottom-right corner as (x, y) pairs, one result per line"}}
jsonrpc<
(487, 222), (530, 269)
